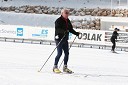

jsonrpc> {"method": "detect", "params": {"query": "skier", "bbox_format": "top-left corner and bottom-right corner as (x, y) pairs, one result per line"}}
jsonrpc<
(111, 28), (119, 53)
(53, 9), (80, 73)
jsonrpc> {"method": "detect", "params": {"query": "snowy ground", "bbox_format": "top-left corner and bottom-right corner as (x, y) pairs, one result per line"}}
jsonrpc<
(0, 0), (111, 8)
(0, 0), (128, 84)
(0, 42), (128, 85)
(0, 12), (59, 27)
(0, 0), (128, 27)
(0, 0), (128, 9)
(0, 12), (97, 27)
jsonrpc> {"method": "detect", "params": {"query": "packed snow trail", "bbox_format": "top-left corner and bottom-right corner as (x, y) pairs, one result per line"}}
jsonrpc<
(0, 42), (128, 85)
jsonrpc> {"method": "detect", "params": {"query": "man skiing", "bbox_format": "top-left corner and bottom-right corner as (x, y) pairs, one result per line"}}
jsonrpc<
(111, 28), (119, 53)
(53, 9), (79, 73)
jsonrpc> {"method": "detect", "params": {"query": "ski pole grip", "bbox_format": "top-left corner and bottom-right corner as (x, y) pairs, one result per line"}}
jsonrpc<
(64, 30), (69, 35)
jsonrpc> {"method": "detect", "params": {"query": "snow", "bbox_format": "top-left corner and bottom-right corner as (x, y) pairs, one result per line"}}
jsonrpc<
(0, 42), (128, 85)
(0, 0), (128, 9)
(0, 0), (128, 27)
(0, 0), (128, 84)
(0, 0), (111, 8)
(0, 12), (95, 27)
(0, 12), (59, 27)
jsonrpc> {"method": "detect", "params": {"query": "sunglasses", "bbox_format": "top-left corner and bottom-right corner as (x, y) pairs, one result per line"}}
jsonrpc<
(65, 12), (69, 14)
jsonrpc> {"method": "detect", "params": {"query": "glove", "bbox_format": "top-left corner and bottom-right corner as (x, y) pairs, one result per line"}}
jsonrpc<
(76, 32), (80, 36)
(55, 35), (59, 39)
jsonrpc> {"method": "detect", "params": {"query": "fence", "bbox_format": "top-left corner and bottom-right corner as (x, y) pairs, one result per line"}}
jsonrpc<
(0, 25), (128, 51)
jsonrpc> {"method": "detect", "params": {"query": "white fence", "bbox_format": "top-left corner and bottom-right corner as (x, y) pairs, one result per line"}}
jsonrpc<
(0, 25), (128, 48)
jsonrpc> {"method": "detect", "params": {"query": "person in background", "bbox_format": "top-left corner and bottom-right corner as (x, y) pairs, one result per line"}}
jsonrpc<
(111, 28), (119, 53)
(53, 9), (79, 74)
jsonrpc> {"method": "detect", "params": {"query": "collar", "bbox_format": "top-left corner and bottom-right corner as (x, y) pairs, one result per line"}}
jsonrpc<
(61, 15), (68, 21)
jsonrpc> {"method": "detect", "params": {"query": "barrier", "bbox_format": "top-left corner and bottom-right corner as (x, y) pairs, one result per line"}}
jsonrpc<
(0, 25), (54, 40)
(68, 29), (106, 46)
(0, 25), (128, 48)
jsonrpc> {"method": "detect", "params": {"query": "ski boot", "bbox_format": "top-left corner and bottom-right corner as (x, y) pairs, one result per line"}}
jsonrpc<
(63, 65), (74, 74)
(53, 65), (61, 74)
(111, 50), (116, 53)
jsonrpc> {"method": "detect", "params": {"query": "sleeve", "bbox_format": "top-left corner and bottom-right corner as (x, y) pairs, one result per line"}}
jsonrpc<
(115, 32), (119, 39)
(55, 19), (65, 34)
(69, 28), (79, 36)
(113, 31), (118, 39)
(117, 33), (119, 36)
(68, 20), (79, 36)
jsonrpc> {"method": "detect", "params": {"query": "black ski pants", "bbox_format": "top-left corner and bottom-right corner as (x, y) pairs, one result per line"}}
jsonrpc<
(54, 40), (69, 66)
(111, 38), (116, 51)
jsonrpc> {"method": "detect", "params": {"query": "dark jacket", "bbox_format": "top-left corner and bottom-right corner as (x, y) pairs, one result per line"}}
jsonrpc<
(111, 31), (119, 40)
(55, 16), (79, 41)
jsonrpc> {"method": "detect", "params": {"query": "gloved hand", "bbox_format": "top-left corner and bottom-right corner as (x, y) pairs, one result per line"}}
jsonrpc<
(76, 32), (80, 36)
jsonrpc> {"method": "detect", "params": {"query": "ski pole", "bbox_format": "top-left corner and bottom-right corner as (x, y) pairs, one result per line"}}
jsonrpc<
(38, 33), (67, 72)
(59, 36), (77, 69)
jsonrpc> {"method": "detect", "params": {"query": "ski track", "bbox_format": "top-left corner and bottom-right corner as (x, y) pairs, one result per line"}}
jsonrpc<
(0, 42), (128, 85)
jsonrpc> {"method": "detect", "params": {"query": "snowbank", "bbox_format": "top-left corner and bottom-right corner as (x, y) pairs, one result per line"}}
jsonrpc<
(0, 12), (100, 29)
